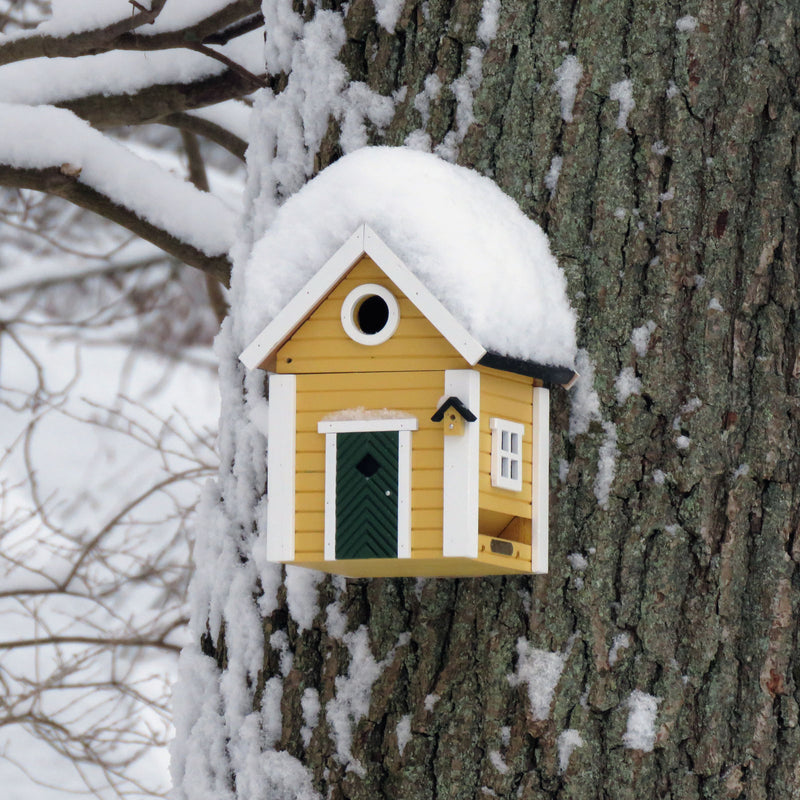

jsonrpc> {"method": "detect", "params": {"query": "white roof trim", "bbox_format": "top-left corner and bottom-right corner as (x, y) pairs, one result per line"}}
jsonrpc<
(239, 224), (486, 370)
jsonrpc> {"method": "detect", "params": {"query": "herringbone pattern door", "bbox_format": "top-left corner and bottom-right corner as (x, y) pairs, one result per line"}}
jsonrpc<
(335, 431), (399, 559)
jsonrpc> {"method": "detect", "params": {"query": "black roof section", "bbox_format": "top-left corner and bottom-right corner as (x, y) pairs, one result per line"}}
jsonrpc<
(478, 351), (577, 387)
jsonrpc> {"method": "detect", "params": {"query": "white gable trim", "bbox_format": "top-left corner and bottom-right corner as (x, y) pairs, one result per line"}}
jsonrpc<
(239, 224), (486, 370)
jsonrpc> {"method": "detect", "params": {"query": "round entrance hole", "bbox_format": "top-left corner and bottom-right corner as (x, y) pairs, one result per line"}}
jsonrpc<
(341, 283), (400, 345)
(356, 294), (390, 335)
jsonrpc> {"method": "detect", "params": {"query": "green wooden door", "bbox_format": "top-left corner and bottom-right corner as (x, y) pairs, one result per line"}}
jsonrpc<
(335, 431), (399, 559)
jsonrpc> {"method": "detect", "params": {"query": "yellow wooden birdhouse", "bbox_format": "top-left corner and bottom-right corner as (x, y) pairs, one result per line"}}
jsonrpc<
(240, 221), (577, 579)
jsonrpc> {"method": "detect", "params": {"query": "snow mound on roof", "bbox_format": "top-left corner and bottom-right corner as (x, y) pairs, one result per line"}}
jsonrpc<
(237, 148), (577, 367)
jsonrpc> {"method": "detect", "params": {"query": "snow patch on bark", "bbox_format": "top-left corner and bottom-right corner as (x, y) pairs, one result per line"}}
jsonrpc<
(608, 632), (630, 666)
(489, 750), (509, 774)
(545, 155), (563, 195)
(435, 47), (484, 162)
(257, 750), (321, 800)
(623, 690), (661, 751)
(569, 350), (601, 439)
(326, 626), (384, 774)
(557, 729), (584, 773)
(508, 639), (566, 720)
(553, 55), (583, 122)
(609, 79), (635, 130)
(477, 0), (501, 44)
(396, 714), (412, 755)
(567, 552), (589, 571)
(631, 320), (656, 356)
(615, 367), (642, 404)
(595, 421), (618, 509)
(285, 566), (324, 632)
(301, 688), (321, 748)
(569, 350), (618, 508)
(372, 0), (405, 32)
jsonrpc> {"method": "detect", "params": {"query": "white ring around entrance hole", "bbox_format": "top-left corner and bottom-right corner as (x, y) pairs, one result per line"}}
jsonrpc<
(340, 283), (400, 345)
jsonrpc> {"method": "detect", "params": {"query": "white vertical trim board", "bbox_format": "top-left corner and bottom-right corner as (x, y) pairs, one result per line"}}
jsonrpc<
(266, 374), (296, 562)
(442, 370), (480, 558)
(397, 430), (412, 558)
(323, 433), (337, 561)
(531, 386), (550, 573)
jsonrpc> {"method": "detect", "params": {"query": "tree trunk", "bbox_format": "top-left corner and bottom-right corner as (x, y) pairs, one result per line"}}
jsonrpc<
(172, 1), (800, 799)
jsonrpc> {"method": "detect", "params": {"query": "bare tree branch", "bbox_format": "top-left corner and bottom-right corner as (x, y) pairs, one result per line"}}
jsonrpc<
(0, 636), (182, 653)
(163, 112), (248, 161)
(181, 129), (231, 322)
(0, 164), (232, 284)
(0, 256), (166, 296)
(186, 41), (267, 89)
(59, 68), (264, 129)
(0, 0), (262, 67)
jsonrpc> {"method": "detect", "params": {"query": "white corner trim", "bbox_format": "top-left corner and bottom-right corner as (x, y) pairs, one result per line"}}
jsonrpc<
(397, 430), (412, 558)
(442, 370), (480, 558)
(340, 283), (400, 345)
(323, 432), (337, 561)
(531, 386), (550, 573)
(266, 374), (296, 562)
(317, 417), (418, 434)
(363, 225), (486, 365)
(239, 223), (487, 371)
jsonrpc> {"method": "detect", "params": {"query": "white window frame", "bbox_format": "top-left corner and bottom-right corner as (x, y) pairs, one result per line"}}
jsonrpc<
(318, 416), (417, 560)
(489, 417), (524, 491)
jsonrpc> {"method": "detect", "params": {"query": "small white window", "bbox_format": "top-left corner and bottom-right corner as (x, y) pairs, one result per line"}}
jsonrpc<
(490, 418), (524, 491)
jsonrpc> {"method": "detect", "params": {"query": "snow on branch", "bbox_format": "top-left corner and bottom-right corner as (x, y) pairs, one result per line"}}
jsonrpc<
(0, 26), (265, 128)
(0, 0), (260, 67)
(0, 103), (235, 282)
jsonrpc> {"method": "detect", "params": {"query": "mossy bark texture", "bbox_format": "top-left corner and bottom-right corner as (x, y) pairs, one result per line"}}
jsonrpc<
(216, 1), (800, 798)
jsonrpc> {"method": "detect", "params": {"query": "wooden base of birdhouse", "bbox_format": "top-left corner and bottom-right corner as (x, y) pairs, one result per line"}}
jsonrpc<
(289, 534), (534, 578)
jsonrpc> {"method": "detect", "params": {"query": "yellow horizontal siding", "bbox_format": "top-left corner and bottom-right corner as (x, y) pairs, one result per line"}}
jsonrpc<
(292, 370), (445, 557)
(295, 371), (443, 392)
(478, 365), (535, 389)
(477, 371), (535, 517)
(276, 257), (468, 374)
(296, 387), (443, 414)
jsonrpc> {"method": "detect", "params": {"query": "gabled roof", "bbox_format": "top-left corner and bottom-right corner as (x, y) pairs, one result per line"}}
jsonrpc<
(237, 149), (577, 383)
(240, 225), (577, 386)
(239, 225), (486, 370)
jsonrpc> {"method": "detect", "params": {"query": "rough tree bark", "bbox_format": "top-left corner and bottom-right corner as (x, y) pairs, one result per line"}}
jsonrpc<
(189, 1), (800, 799)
